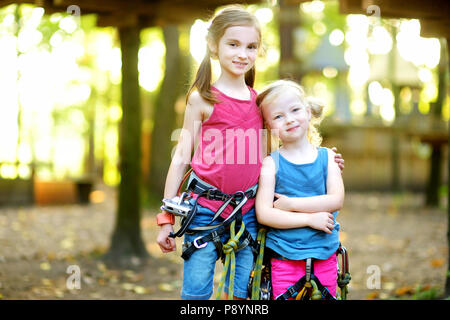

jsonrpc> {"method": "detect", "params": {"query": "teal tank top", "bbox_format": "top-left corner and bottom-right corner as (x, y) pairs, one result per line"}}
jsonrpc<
(266, 147), (340, 260)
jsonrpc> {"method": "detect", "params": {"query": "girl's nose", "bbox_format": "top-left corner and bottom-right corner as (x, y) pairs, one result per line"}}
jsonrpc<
(285, 114), (294, 123)
(237, 48), (247, 59)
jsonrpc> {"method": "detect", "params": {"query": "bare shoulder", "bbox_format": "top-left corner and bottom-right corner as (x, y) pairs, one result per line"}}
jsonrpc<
(187, 91), (211, 110)
(325, 147), (340, 171)
(325, 147), (336, 158)
(262, 155), (276, 167)
(260, 155), (276, 177)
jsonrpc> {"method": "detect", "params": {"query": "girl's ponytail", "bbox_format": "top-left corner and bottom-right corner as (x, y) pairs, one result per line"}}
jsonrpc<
(245, 66), (256, 88)
(306, 97), (325, 147)
(186, 49), (218, 105)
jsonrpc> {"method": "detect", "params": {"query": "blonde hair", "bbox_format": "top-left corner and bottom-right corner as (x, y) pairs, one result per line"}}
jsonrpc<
(186, 5), (262, 105)
(256, 79), (325, 147)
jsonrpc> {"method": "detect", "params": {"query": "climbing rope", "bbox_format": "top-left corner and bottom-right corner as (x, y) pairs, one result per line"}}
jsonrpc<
(251, 227), (267, 300)
(216, 220), (246, 300)
(337, 272), (351, 300)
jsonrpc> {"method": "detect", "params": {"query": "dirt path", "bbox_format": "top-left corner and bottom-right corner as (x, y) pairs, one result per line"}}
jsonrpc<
(0, 186), (447, 300)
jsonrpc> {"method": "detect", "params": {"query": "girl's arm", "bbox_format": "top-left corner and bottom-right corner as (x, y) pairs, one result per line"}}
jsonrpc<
(163, 91), (204, 199)
(274, 148), (345, 213)
(156, 92), (205, 252)
(255, 156), (335, 233)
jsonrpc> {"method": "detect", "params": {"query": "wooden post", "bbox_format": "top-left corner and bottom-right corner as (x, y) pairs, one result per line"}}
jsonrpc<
(425, 39), (447, 206)
(105, 24), (149, 267)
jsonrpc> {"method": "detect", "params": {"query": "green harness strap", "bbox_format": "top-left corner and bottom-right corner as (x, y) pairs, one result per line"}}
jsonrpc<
(216, 220), (246, 300)
(251, 227), (267, 300)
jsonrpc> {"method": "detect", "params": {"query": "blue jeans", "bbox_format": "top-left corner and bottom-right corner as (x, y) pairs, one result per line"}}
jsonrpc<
(180, 203), (258, 300)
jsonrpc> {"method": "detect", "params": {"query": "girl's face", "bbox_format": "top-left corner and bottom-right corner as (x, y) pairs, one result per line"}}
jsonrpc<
(211, 25), (259, 78)
(262, 88), (311, 143)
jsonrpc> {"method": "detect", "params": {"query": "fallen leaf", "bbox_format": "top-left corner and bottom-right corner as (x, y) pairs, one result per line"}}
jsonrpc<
(40, 262), (51, 271)
(41, 278), (52, 286)
(44, 252), (54, 261)
(158, 283), (174, 292)
(133, 286), (147, 294)
(121, 283), (134, 291)
(97, 262), (107, 273)
(395, 286), (414, 296)
(54, 289), (64, 298)
(430, 258), (444, 268)
(157, 267), (169, 276)
(366, 291), (379, 300)
(60, 238), (74, 249)
(383, 282), (396, 291)
(97, 279), (106, 286)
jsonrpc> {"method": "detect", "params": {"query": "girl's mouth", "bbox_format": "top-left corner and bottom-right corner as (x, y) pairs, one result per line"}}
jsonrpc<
(233, 61), (248, 68)
(286, 125), (300, 132)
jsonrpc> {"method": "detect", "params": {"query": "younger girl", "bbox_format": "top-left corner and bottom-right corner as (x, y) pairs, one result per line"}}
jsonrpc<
(255, 80), (344, 299)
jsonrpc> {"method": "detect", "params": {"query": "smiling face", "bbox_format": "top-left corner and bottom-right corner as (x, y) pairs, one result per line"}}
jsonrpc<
(210, 25), (260, 78)
(262, 87), (312, 143)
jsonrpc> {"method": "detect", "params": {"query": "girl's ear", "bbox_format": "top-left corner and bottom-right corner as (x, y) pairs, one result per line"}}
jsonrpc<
(306, 106), (312, 121)
(207, 39), (218, 59)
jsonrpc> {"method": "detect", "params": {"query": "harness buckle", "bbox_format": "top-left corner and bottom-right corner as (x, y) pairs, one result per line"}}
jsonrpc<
(305, 258), (312, 282)
(287, 285), (298, 299)
(193, 236), (208, 249)
(206, 188), (221, 200)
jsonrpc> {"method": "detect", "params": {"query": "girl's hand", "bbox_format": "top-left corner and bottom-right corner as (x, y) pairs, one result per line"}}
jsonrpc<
(273, 193), (291, 211)
(157, 224), (177, 253)
(308, 212), (334, 234)
(331, 147), (344, 172)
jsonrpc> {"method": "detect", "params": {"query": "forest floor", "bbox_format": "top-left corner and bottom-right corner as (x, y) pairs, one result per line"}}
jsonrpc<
(0, 184), (448, 300)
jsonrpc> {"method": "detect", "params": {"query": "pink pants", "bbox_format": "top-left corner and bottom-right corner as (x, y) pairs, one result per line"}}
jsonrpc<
(271, 254), (337, 299)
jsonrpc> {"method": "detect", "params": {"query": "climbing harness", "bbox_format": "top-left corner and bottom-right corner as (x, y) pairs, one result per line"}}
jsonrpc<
(162, 168), (259, 299)
(275, 257), (337, 300)
(248, 232), (351, 301)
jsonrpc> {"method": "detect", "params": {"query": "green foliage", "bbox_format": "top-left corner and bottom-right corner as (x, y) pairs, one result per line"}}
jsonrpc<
(411, 285), (440, 300)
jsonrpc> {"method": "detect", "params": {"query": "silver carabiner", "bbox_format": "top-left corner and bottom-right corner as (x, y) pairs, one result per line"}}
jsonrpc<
(193, 236), (208, 249)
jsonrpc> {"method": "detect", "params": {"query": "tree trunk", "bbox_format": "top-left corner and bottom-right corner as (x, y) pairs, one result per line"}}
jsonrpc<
(104, 25), (149, 268)
(278, 0), (303, 81)
(148, 25), (184, 198)
(444, 37), (450, 298)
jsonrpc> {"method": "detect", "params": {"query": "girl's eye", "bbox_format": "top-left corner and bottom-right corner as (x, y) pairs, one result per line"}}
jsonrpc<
(229, 43), (237, 47)
(248, 45), (257, 50)
(293, 108), (300, 112)
(274, 115), (282, 120)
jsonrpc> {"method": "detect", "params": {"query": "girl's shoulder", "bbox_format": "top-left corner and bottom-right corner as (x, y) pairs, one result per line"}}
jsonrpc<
(262, 154), (277, 169)
(187, 90), (212, 108)
(186, 90), (214, 120)
(319, 147), (336, 160)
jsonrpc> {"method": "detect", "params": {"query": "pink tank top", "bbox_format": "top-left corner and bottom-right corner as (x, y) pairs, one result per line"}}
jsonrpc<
(190, 86), (263, 218)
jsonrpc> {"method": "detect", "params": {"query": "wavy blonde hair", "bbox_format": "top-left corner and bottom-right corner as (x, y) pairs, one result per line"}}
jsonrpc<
(256, 79), (325, 147)
(186, 5), (262, 105)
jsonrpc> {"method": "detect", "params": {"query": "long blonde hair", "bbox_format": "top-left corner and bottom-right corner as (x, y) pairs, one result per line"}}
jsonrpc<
(256, 79), (325, 147)
(186, 5), (262, 105)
